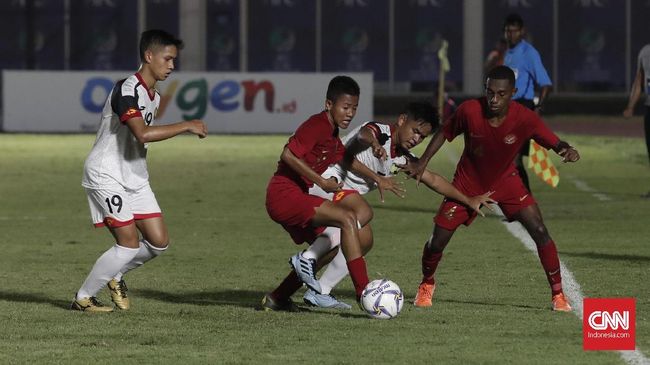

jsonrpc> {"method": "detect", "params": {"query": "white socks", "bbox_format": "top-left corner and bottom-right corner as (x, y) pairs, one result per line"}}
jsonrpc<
(114, 239), (167, 281)
(76, 244), (139, 299)
(318, 249), (349, 295)
(302, 226), (349, 295)
(303, 227), (341, 260)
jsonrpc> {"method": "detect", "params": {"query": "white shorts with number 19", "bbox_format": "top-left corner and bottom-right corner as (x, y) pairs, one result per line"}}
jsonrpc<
(85, 183), (161, 228)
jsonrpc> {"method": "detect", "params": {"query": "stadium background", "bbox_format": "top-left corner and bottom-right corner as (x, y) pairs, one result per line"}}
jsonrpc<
(2, 0), (648, 132)
(1, 1), (649, 363)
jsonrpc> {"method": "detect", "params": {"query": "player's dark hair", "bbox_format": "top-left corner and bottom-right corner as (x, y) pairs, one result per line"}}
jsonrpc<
(503, 13), (524, 29)
(487, 65), (516, 87)
(403, 101), (439, 131)
(326, 76), (360, 102)
(139, 29), (184, 61)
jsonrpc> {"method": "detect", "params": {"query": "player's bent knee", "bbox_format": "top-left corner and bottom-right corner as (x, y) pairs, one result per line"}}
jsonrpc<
(337, 209), (358, 230)
(357, 208), (373, 226)
(146, 236), (169, 249)
(529, 224), (550, 243)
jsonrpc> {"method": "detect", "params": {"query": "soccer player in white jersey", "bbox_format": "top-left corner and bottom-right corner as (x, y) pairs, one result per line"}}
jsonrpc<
(265, 102), (494, 310)
(71, 30), (208, 312)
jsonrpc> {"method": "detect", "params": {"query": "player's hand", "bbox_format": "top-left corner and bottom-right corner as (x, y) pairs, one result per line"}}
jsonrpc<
(376, 176), (405, 202)
(467, 191), (496, 217)
(558, 146), (580, 163)
(397, 159), (427, 186)
(622, 108), (634, 118)
(187, 120), (208, 138)
(320, 177), (343, 193)
(371, 143), (387, 161)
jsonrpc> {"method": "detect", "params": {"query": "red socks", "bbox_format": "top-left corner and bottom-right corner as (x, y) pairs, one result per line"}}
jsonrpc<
(347, 257), (369, 299)
(536, 240), (563, 295)
(421, 246), (443, 285)
(271, 270), (302, 301)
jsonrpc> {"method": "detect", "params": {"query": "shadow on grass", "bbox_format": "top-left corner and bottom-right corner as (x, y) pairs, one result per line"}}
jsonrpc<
(136, 288), (265, 309)
(136, 288), (369, 318)
(561, 251), (650, 263)
(0, 290), (70, 309)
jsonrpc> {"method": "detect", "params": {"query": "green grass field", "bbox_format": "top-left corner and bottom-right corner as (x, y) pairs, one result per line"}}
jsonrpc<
(0, 131), (648, 364)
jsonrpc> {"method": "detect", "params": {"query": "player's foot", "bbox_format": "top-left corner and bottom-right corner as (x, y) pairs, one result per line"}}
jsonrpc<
(261, 293), (300, 312)
(303, 289), (352, 310)
(70, 296), (114, 313)
(289, 251), (322, 294)
(414, 282), (436, 307)
(641, 191), (650, 199)
(107, 279), (129, 310)
(552, 292), (572, 312)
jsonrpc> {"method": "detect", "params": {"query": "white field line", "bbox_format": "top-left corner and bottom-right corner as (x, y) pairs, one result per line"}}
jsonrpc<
(442, 148), (648, 364)
(570, 177), (611, 201)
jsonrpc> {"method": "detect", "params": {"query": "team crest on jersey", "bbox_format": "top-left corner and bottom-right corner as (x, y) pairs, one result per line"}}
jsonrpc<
(504, 134), (517, 145)
(443, 205), (457, 221)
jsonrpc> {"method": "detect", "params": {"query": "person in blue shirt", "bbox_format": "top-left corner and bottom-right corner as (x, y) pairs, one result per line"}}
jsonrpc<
(503, 13), (552, 191)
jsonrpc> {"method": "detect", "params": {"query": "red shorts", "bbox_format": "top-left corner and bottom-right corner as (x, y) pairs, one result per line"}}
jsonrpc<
(266, 176), (358, 244)
(434, 171), (536, 231)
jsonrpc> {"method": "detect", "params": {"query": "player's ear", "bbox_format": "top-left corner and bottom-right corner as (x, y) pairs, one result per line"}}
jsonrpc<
(325, 99), (333, 112)
(144, 49), (153, 64)
(397, 113), (407, 126)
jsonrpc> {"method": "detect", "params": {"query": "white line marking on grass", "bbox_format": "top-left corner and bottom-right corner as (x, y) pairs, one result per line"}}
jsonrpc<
(570, 178), (611, 201)
(501, 218), (649, 365)
(443, 149), (648, 364)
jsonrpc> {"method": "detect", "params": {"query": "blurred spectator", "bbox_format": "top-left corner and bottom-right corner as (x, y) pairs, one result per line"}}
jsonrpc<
(484, 37), (507, 78)
(623, 43), (650, 197)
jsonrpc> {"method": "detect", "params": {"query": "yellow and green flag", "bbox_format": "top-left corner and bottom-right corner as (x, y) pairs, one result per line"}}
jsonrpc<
(528, 140), (559, 188)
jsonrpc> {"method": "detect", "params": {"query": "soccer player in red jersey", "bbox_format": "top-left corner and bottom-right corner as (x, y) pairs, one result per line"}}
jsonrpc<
(263, 76), (401, 311)
(403, 66), (580, 312)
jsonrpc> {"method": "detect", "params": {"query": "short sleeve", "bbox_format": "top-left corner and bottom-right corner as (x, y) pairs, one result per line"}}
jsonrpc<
(529, 112), (560, 149)
(364, 122), (382, 139)
(111, 78), (142, 123)
(443, 103), (468, 141)
(286, 116), (330, 159)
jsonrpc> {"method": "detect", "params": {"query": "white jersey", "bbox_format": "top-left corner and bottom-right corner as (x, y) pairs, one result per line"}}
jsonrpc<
(322, 122), (409, 195)
(82, 73), (160, 190)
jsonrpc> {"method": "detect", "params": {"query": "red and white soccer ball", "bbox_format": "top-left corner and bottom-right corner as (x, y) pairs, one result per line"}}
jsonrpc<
(360, 279), (404, 319)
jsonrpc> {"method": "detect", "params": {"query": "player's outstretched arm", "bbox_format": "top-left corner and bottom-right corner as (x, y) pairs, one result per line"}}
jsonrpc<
(280, 146), (342, 193)
(553, 141), (580, 163)
(401, 129), (446, 184)
(126, 118), (207, 143)
(345, 157), (404, 202)
(417, 169), (495, 216)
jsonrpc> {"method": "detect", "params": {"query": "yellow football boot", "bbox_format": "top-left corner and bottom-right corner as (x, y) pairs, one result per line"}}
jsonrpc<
(107, 279), (130, 310)
(70, 296), (114, 313)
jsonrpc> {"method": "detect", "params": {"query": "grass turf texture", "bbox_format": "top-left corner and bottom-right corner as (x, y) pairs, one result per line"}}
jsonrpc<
(0, 132), (648, 364)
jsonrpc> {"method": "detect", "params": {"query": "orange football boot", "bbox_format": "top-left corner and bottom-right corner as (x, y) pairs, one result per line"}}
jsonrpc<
(414, 282), (436, 307)
(552, 292), (572, 312)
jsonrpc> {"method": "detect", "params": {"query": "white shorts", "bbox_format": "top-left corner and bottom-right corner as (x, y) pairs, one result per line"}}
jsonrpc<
(85, 183), (162, 228)
(308, 184), (334, 201)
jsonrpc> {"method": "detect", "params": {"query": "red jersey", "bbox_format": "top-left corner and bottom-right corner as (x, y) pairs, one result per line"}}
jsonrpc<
(274, 111), (346, 190)
(443, 98), (559, 194)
